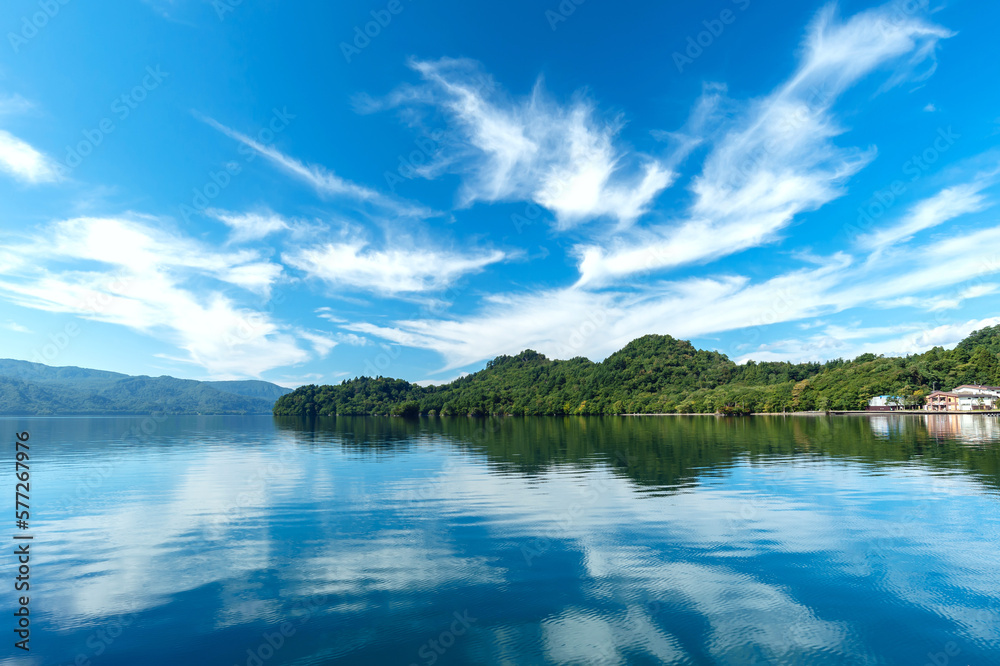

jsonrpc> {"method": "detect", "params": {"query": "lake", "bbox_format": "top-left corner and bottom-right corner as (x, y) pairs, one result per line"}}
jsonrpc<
(4, 414), (999, 665)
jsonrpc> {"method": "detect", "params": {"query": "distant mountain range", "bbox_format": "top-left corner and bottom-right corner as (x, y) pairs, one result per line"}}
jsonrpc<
(0, 359), (292, 415)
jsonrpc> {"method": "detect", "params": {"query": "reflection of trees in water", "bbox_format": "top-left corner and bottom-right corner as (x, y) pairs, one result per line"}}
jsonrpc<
(273, 415), (1000, 494)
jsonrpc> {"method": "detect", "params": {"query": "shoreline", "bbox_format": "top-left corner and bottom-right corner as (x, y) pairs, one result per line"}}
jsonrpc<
(621, 410), (1000, 417)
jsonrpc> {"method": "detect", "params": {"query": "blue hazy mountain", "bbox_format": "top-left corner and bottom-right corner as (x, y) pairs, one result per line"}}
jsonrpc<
(0, 359), (291, 415)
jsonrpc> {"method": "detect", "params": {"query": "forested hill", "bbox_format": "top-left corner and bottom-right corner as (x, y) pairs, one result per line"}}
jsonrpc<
(274, 326), (1000, 416)
(0, 359), (292, 415)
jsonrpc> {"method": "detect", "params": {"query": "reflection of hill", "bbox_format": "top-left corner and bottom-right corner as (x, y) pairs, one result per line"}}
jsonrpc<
(274, 415), (1000, 495)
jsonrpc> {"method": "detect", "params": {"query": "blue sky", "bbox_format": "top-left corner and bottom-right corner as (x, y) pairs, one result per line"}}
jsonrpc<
(0, 0), (998, 386)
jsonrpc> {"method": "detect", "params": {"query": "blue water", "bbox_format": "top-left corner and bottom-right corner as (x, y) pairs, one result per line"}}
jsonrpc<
(3, 414), (999, 665)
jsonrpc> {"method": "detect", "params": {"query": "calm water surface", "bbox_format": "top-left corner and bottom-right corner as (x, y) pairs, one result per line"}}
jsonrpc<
(3, 414), (999, 665)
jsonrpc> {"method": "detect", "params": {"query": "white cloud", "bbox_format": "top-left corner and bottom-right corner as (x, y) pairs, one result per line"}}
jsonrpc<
(746, 315), (1000, 364)
(315, 307), (347, 324)
(199, 115), (433, 218)
(0, 217), (310, 378)
(859, 181), (991, 255)
(347, 286), (625, 370)
(886, 316), (1000, 353)
(333, 332), (369, 346)
(2, 321), (31, 334)
(415, 372), (468, 387)
(0, 129), (62, 184)
(200, 115), (376, 199)
(272, 373), (326, 388)
(735, 322), (923, 363)
(294, 330), (368, 359)
(378, 57), (674, 228)
(959, 282), (1000, 301)
(36, 217), (283, 297)
(285, 240), (506, 295)
(574, 3), (952, 287)
(209, 209), (289, 242)
(0, 94), (33, 116)
(348, 214), (1000, 369)
(875, 282), (1000, 312)
(298, 331), (337, 358)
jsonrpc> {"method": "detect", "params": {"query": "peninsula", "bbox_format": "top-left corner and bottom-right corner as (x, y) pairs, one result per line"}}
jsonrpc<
(273, 325), (1000, 417)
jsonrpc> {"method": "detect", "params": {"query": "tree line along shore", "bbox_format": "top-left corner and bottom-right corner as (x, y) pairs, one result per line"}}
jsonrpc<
(273, 326), (1000, 417)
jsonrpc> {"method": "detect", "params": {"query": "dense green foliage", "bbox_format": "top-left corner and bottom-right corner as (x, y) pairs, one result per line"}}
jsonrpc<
(0, 359), (291, 414)
(275, 326), (1000, 416)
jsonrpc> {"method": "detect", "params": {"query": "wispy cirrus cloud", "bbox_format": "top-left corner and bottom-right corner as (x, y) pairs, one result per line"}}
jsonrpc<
(199, 114), (435, 218)
(574, 2), (953, 287)
(349, 213), (1000, 370)
(285, 237), (507, 296)
(199, 114), (378, 200)
(208, 209), (290, 243)
(298, 330), (338, 357)
(0, 129), (62, 184)
(338, 4), (971, 371)
(878, 281), (1000, 312)
(741, 316), (1000, 364)
(2, 321), (32, 334)
(0, 91), (60, 184)
(859, 180), (993, 256)
(0, 94), (33, 116)
(367, 57), (674, 229)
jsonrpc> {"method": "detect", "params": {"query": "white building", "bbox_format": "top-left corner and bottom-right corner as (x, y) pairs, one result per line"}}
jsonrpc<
(952, 384), (1000, 399)
(867, 395), (903, 411)
(927, 385), (999, 412)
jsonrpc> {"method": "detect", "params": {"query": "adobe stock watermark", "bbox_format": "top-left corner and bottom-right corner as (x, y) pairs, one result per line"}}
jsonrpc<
(554, 306), (609, 359)
(55, 599), (141, 666)
(209, 437), (300, 531)
(845, 126), (960, 242)
(407, 610), (477, 666)
(739, 286), (800, 348)
(724, 83), (830, 191)
(725, 466), (791, 532)
(921, 639), (962, 666)
(892, 252), (1000, 363)
(179, 107), (295, 223)
(212, 0), (243, 20)
(340, 0), (416, 64)
(875, 0), (930, 36)
(234, 594), (330, 666)
(223, 288), (288, 353)
(363, 341), (404, 378)
(56, 411), (168, 517)
(673, 0), (752, 73)
(60, 66), (169, 174)
(520, 459), (633, 565)
(384, 128), (445, 192)
(29, 270), (134, 366)
(7, 0), (72, 54)
(350, 281), (468, 380)
(545, 0), (587, 32)
(511, 170), (573, 234)
(28, 322), (79, 366)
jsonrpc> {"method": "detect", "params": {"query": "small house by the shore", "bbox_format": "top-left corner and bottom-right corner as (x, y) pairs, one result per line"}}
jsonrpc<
(867, 395), (904, 412)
